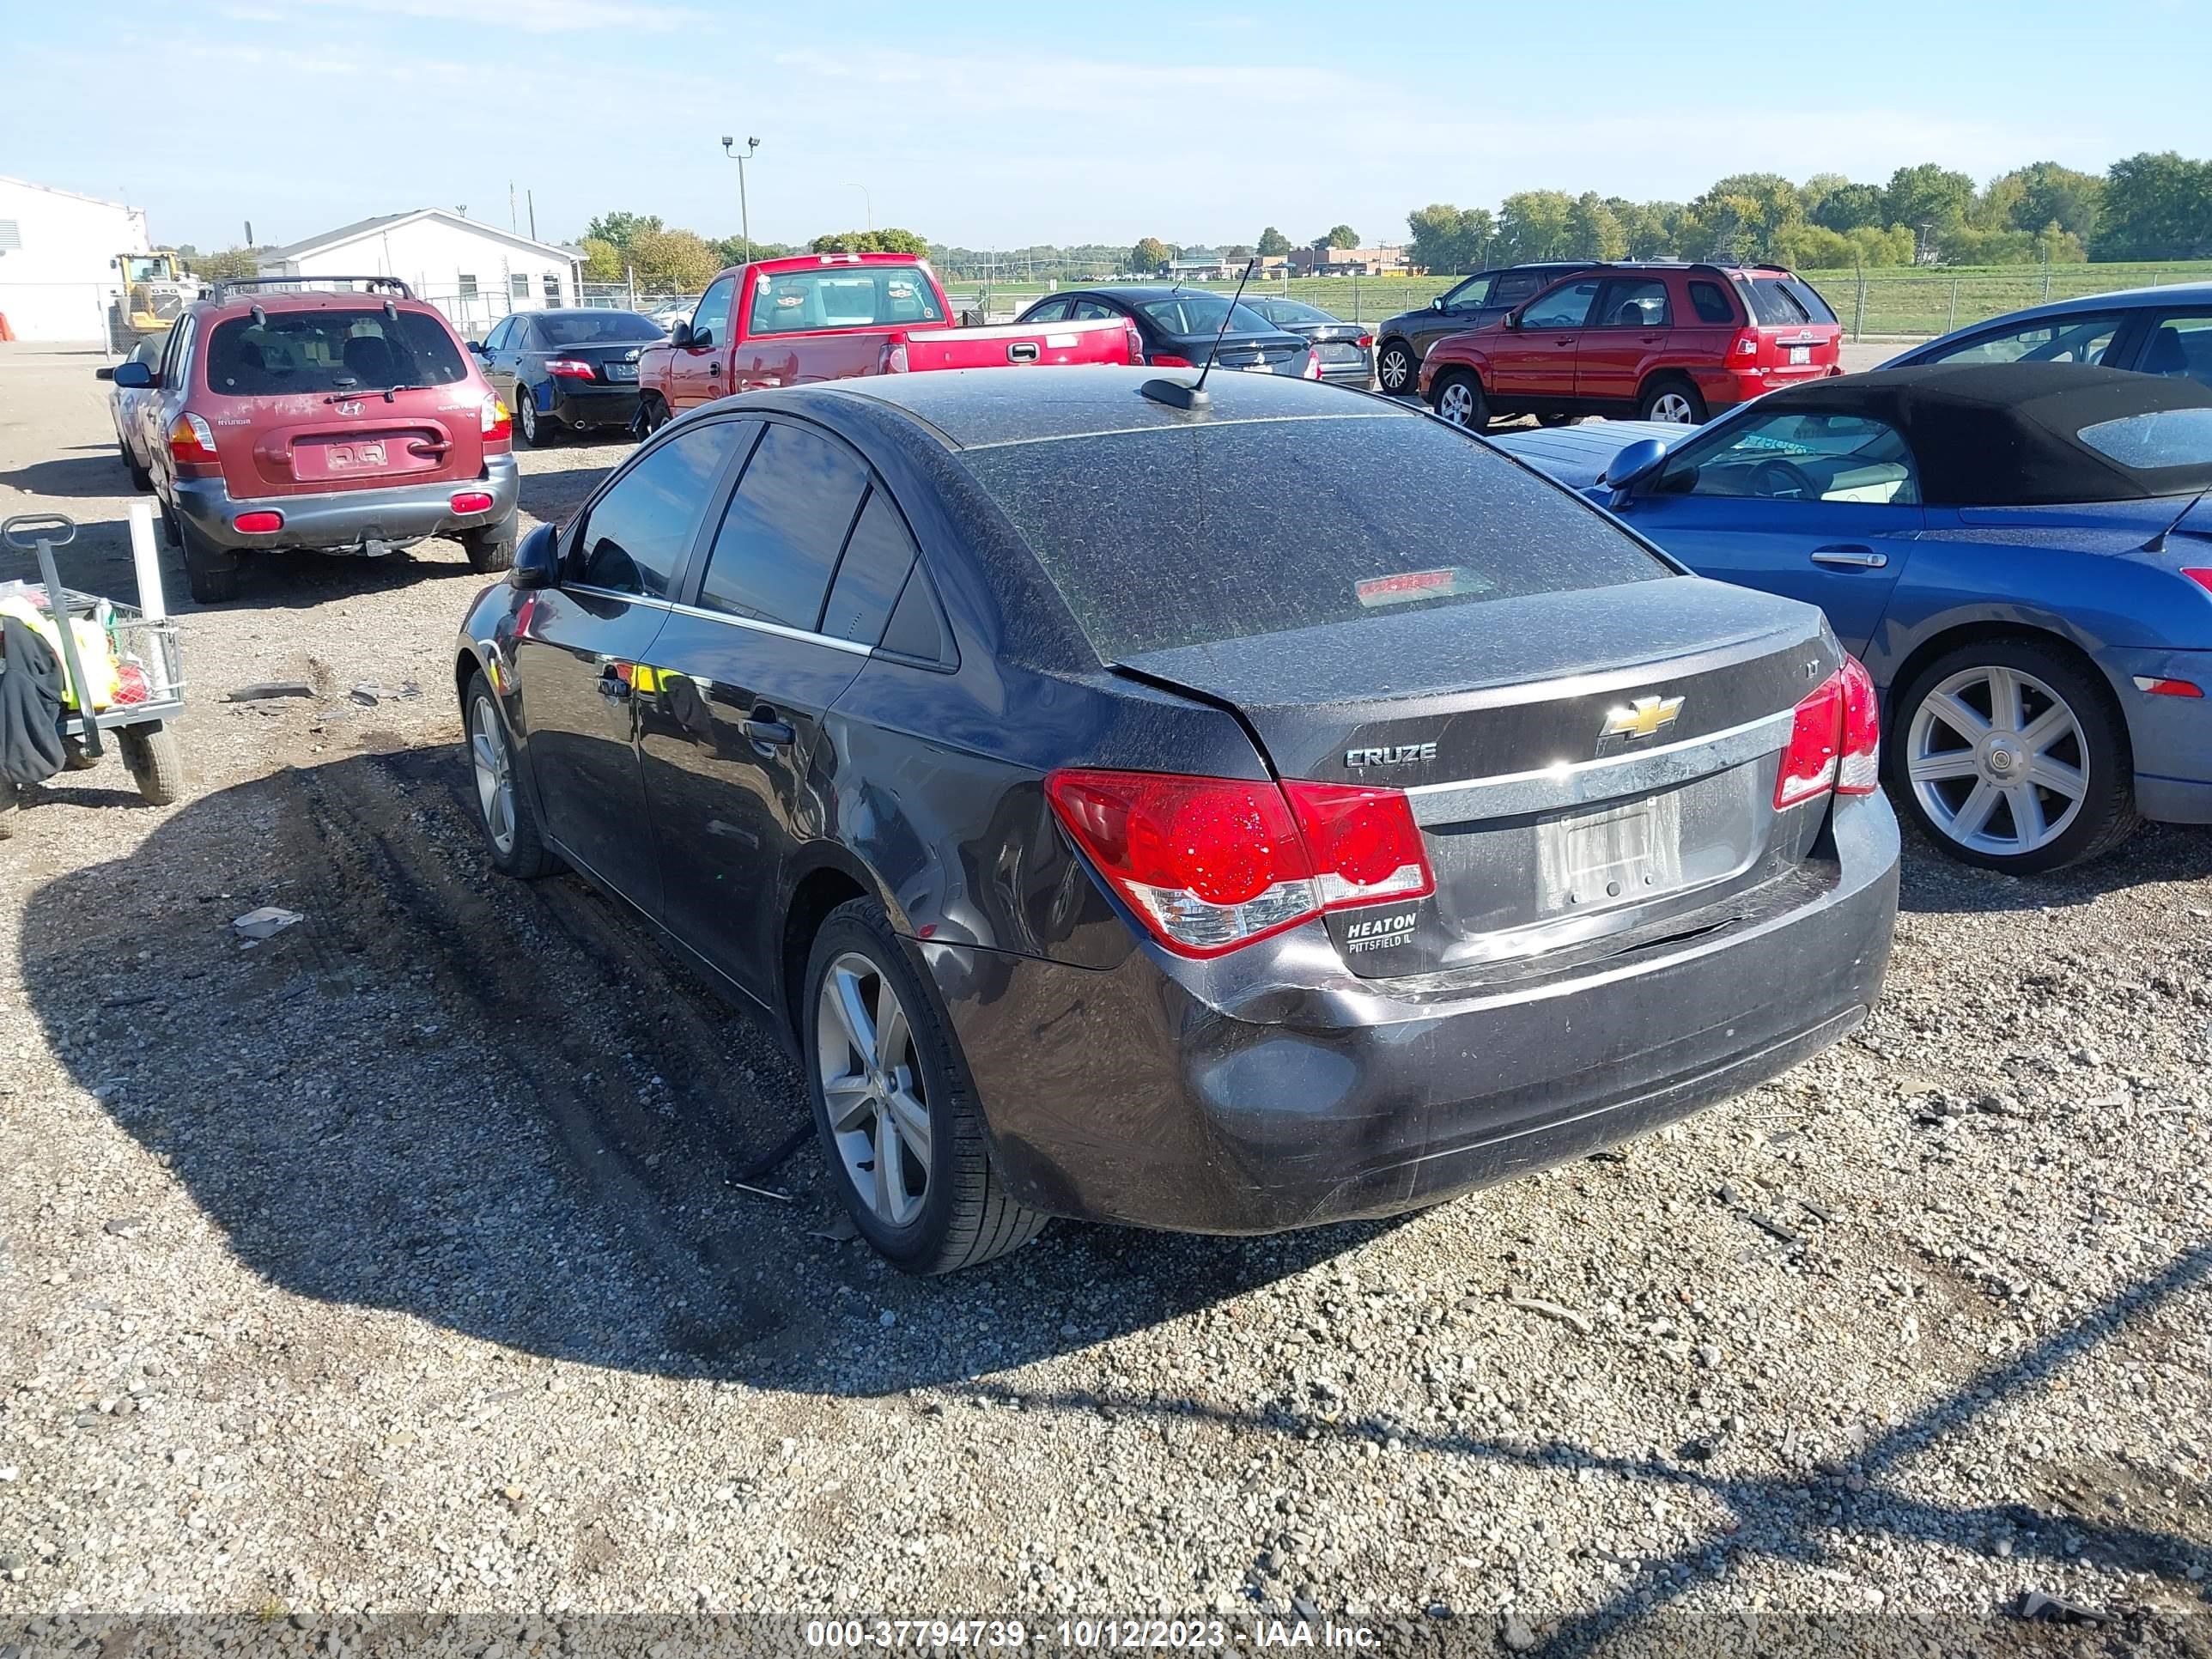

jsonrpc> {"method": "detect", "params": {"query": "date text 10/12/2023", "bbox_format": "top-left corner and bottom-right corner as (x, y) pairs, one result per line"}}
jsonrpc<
(804, 1619), (1384, 1650)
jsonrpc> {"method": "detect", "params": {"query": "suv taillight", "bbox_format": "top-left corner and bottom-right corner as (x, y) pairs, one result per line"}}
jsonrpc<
(167, 412), (218, 465)
(1775, 655), (1881, 810)
(1044, 769), (1433, 958)
(1729, 329), (1760, 360)
(481, 394), (511, 443)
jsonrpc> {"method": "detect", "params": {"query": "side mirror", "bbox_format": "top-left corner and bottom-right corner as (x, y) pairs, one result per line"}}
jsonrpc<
(1600, 436), (1674, 505)
(689, 326), (714, 349)
(509, 522), (560, 591)
(110, 360), (154, 388)
(671, 320), (693, 348)
(466, 339), (488, 355)
(1429, 297), (1445, 313)
(96, 365), (116, 380)
(1503, 311), (1524, 331)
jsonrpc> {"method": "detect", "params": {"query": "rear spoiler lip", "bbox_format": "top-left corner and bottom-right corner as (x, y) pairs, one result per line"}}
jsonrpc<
(211, 275), (416, 301)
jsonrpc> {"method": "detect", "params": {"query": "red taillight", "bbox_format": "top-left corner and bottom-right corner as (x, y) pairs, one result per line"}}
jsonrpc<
(1044, 769), (1434, 958)
(544, 357), (597, 380)
(1776, 655), (1881, 810)
(1355, 335), (1373, 349)
(1301, 349), (1322, 380)
(481, 395), (510, 443)
(1729, 329), (1760, 360)
(2185, 568), (2212, 595)
(1123, 322), (1145, 363)
(880, 340), (910, 374)
(1149, 353), (1193, 368)
(2134, 675), (2205, 698)
(450, 491), (494, 515)
(233, 510), (283, 535)
(167, 413), (218, 465)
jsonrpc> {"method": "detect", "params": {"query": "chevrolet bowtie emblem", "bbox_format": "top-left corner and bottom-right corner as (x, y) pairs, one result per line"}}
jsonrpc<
(1602, 695), (1686, 742)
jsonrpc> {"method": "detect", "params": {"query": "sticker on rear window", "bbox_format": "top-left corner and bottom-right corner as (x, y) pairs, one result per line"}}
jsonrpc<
(1355, 568), (1492, 608)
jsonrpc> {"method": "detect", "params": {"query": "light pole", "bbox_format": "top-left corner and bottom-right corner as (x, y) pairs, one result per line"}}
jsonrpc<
(721, 136), (760, 262)
(844, 182), (873, 233)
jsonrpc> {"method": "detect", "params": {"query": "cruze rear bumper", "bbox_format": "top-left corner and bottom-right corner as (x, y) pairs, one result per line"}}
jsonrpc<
(173, 454), (519, 555)
(922, 793), (1899, 1235)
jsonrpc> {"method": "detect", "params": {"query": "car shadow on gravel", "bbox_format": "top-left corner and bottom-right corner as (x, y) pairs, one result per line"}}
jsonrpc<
(20, 747), (1376, 1395)
(1896, 814), (2212, 917)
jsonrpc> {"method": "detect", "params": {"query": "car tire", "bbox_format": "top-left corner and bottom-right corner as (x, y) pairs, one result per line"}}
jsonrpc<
(460, 516), (517, 574)
(121, 443), (153, 492)
(804, 896), (1047, 1275)
(0, 780), (17, 838)
(1376, 339), (1418, 398)
(158, 498), (181, 549)
(465, 670), (556, 878)
(635, 394), (672, 440)
(118, 724), (185, 806)
(178, 520), (240, 605)
(1887, 636), (2138, 874)
(1539, 413), (1582, 428)
(1430, 369), (1489, 430)
(1638, 377), (1706, 424)
(514, 386), (549, 447)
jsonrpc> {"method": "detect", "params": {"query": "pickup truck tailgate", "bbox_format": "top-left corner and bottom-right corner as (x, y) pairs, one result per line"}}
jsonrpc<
(896, 317), (1138, 372)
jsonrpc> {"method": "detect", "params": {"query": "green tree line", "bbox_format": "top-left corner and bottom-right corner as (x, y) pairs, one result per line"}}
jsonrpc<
(576, 213), (929, 289)
(1405, 153), (2211, 274)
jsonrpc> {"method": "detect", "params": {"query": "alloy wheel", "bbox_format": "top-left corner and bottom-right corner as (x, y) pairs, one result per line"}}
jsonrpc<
(1649, 391), (1695, 422)
(1905, 664), (2087, 859)
(1437, 382), (1477, 426)
(817, 953), (932, 1228)
(470, 696), (517, 856)
(517, 391), (539, 444)
(1379, 347), (1410, 393)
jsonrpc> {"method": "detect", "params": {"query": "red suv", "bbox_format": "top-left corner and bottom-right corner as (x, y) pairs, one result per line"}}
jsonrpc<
(115, 277), (518, 604)
(1419, 263), (1842, 430)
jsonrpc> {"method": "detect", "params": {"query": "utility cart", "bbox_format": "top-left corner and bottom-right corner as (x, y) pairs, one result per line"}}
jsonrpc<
(2, 511), (187, 806)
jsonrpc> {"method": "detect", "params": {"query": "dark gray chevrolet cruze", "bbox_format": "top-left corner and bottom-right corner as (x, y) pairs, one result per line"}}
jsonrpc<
(455, 366), (1899, 1273)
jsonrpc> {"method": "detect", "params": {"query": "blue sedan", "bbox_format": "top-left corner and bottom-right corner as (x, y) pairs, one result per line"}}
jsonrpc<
(1883, 282), (2212, 392)
(1491, 362), (2212, 874)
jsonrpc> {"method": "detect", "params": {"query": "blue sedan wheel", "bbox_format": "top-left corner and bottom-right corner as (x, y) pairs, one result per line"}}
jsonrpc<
(1893, 640), (2137, 872)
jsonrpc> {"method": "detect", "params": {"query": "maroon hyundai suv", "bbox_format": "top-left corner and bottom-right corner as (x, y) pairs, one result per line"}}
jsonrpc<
(115, 277), (518, 604)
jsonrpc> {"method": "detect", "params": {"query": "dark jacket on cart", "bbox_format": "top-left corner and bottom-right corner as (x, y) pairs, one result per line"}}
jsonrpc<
(0, 612), (68, 785)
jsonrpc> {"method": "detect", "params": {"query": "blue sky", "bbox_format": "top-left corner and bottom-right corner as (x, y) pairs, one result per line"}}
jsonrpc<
(7, 0), (2208, 254)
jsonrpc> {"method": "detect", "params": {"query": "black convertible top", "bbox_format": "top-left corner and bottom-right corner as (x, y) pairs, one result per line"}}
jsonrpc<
(1753, 362), (2212, 506)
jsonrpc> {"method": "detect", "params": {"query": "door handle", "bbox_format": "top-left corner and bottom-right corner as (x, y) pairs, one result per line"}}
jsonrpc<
(740, 705), (794, 747)
(1809, 546), (1888, 569)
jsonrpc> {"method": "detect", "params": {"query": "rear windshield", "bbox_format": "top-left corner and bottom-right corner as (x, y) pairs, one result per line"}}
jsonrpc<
(1136, 295), (1277, 337)
(1258, 299), (1338, 325)
(1738, 275), (1837, 326)
(2075, 408), (2212, 477)
(537, 312), (664, 345)
(960, 415), (1671, 659)
(204, 308), (467, 397)
(747, 268), (944, 335)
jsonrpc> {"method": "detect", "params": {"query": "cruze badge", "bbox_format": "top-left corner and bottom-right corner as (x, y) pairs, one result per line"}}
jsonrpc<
(1601, 695), (1686, 742)
(1346, 741), (1437, 769)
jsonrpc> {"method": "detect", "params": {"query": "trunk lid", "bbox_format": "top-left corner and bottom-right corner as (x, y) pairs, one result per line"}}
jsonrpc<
(1116, 579), (1840, 977)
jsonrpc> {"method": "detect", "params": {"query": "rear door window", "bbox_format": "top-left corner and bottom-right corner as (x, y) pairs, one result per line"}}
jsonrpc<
(203, 308), (467, 396)
(1925, 313), (2124, 368)
(574, 420), (750, 599)
(1491, 270), (1545, 307)
(958, 412), (1669, 659)
(1595, 278), (1670, 328)
(2137, 313), (2212, 389)
(1687, 280), (1736, 325)
(698, 421), (872, 629)
(1024, 298), (1072, 323)
(819, 489), (919, 647)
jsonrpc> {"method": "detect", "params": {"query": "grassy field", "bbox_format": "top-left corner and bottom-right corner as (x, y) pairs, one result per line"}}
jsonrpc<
(945, 258), (2212, 341)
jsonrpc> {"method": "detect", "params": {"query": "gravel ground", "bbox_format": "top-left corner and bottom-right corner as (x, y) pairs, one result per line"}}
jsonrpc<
(3, 340), (2209, 1656)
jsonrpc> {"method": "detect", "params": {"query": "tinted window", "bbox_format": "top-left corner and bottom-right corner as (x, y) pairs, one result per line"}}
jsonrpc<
(483, 317), (514, 352)
(1492, 271), (1545, 306)
(1136, 295), (1274, 336)
(960, 414), (1669, 659)
(1687, 281), (1735, 325)
(204, 308), (466, 396)
(1662, 412), (1919, 505)
(1262, 298), (1337, 325)
(1738, 276), (1836, 326)
(1928, 313), (2122, 368)
(1521, 280), (1599, 330)
(2076, 408), (2212, 471)
(1070, 300), (1117, 321)
(2139, 313), (2212, 389)
(820, 489), (919, 646)
(1024, 298), (1072, 323)
(1596, 278), (1670, 328)
(575, 421), (748, 598)
(536, 312), (665, 346)
(691, 276), (736, 343)
(748, 268), (944, 335)
(698, 422), (871, 629)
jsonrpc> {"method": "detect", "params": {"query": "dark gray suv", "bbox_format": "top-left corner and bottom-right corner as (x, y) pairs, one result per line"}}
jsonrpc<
(1373, 261), (1594, 397)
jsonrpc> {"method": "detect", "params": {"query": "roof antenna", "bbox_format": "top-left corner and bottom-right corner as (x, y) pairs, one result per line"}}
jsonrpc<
(2142, 483), (2211, 553)
(250, 302), (266, 326)
(1142, 256), (1257, 412)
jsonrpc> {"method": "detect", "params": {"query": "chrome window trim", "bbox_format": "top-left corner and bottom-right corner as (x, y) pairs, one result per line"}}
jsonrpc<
(1403, 708), (1794, 823)
(561, 584), (874, 656)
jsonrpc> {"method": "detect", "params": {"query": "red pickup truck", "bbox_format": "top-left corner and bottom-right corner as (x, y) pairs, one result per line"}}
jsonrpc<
(635, 252), (1139, 428)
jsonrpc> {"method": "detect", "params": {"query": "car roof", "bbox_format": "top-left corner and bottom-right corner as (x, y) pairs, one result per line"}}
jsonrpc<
(805, 364), (1413, 450)
(1752, 362), (2212, 505)
(193, 291), (445, 320)
(530, 307), (651, 320)
(1906, 282), (2212, 347)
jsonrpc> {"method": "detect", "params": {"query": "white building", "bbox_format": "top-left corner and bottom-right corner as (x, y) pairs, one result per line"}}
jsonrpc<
(258, 209), (583, 332)
(0, 175), (150, 343)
